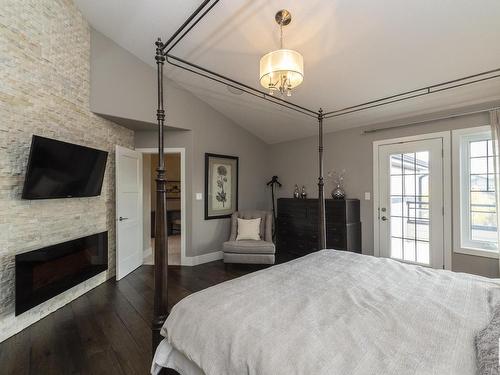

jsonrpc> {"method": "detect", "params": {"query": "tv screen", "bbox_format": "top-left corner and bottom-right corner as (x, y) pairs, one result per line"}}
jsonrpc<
(22, 136), (108, 199)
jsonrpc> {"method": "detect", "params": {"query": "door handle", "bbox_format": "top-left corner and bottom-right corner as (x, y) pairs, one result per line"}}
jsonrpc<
(118, 216), (129, 221)
(381, 216), (388, 221)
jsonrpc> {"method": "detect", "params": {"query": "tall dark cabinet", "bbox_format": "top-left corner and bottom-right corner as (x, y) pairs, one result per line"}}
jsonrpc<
(276, 198), (361, 257)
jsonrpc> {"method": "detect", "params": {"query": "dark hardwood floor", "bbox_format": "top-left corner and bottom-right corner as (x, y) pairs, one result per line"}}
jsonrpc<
(0, 259), (289, 375)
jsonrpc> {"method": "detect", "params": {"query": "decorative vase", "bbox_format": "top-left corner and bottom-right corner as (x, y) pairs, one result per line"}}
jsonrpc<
(331, 184), (345, 200)
(293, 184), (300, 199)
(300, 185), (307, 199)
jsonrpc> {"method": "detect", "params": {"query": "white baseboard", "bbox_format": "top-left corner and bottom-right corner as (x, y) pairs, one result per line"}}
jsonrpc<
(182, 251), (223, 266)
(144, 247), (221, 267)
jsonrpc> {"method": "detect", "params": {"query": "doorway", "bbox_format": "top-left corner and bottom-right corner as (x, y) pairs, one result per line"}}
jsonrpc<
(137, 148), (186, 266)
(373, 134), (451, 269)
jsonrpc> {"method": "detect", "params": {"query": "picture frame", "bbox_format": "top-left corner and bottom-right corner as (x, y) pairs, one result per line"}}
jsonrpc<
(204, 153), (239, 220)
(166, 181), (181, 199)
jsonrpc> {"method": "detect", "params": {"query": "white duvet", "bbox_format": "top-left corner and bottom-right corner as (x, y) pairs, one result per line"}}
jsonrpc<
(153, 250), (500, 375)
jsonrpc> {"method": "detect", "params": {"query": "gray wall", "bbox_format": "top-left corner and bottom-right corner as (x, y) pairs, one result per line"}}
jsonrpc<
(90, 29), (158, 126)
(90, 28), (498, 276)
(136, 125), (270, 258)
(269, 111), (498, 277)
(90, 30), (270, 258)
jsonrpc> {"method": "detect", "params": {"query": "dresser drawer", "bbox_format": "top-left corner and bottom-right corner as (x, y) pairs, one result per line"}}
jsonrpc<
(327, 234), (346, 249)
(327, 210), (347, 223)
(326, 223), (345, 234)
(278, 203), (307, 218)
(277, 225), (312, 239)
(282, 239), (313, 256)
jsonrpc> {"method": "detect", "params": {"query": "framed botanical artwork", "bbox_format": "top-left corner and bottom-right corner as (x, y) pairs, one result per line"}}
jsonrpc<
(205, 153), (239, 220)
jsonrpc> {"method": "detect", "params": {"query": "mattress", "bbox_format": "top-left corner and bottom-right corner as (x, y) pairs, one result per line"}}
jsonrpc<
(152, 250), (500, 375)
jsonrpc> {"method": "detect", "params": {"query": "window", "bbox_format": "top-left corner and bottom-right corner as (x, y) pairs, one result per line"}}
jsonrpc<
(453, 127), (499, 258)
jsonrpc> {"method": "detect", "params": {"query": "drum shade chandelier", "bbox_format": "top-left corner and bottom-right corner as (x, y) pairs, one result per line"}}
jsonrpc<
(259, 9), (304, 97)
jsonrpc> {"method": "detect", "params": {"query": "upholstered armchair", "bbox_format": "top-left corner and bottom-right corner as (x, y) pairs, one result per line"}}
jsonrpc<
(223, 210), (276, 264)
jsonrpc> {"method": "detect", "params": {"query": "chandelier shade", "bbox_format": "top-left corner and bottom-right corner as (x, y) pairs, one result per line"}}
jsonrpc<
(259, 10), (304, 96)
(259, 49), (304, 94)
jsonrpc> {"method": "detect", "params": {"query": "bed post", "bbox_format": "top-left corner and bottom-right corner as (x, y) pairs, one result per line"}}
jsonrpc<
(152, 38), (169, 356)
(317, 109), (326, 249)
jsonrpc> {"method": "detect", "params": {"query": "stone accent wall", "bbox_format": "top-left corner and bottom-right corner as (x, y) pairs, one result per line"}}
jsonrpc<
(0, 0), (134, 341)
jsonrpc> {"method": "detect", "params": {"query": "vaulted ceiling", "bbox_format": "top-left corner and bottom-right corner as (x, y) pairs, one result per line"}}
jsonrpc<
(75, 0), (500, 143)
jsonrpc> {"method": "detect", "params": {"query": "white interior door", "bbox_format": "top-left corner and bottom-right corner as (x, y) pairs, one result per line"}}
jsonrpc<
(116, 146), (143, 280)
(377, 138), (444, 268)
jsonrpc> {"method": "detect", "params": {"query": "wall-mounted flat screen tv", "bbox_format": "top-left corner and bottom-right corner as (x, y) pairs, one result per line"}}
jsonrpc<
(22, 135), (108, 199)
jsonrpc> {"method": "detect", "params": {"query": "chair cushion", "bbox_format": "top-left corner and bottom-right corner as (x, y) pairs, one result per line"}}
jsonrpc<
(236, 218), (261, 241)
(223, 240), (275, 254)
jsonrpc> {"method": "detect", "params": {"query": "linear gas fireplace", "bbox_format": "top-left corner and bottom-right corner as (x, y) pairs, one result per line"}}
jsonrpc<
(15, 232), (108, 315)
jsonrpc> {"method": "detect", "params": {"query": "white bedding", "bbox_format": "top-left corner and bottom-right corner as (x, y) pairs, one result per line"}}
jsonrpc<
(153, 339), (205, 375)
(152, 250), (500, 375)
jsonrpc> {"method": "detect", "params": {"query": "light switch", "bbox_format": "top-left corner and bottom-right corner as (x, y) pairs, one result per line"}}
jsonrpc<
(364, 192), (371, 201)
(195, 193), (203, 201)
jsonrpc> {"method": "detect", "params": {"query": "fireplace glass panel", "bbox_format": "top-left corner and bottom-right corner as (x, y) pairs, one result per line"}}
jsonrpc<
(16, 232), (108, 315)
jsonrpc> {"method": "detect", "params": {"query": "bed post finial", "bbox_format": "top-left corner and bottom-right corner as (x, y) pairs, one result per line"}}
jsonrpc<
(152, 37), (169, 356)
(317, 108), (326, 250)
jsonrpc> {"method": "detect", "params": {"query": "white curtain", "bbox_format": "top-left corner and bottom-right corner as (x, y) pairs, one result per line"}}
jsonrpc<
(490, 109), (500, 271)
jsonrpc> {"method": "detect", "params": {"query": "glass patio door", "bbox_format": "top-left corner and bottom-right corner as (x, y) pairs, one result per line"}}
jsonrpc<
(377, 138), (444, 268)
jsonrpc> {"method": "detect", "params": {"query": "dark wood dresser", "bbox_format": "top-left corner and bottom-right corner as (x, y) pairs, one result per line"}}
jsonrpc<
(276, 198), (361, 256)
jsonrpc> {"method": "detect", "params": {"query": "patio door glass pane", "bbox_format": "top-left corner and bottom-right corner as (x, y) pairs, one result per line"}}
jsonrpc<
(389, 152), (430, 264)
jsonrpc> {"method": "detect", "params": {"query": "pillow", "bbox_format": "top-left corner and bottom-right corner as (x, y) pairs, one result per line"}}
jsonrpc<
(236, 218), (261, 241)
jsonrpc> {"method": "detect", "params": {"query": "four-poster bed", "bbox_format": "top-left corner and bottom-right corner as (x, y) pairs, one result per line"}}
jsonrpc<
(150, 1), (500, 373)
